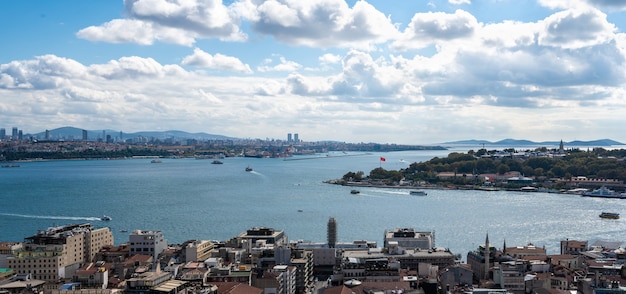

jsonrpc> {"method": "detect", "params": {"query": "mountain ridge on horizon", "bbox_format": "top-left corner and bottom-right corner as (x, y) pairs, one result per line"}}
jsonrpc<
(24, 126), (624, 146)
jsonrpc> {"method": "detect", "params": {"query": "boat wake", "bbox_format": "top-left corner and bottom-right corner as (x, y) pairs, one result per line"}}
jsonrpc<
(0, 213), (101, 221)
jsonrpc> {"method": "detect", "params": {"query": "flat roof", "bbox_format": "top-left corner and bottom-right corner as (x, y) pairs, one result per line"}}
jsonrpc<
(152, 280), (187, 293)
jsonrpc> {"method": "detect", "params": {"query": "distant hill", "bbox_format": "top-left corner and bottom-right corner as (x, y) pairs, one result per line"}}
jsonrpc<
(443, 138), (624, 147)
(28, 126), (235, 141)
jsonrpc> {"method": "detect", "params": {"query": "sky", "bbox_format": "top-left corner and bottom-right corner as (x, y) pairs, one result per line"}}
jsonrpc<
(1, 0), (626, 145)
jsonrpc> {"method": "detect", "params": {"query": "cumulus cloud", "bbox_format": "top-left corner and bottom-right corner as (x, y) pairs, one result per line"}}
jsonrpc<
(392, 9), (478, 50)
(538, 7), (616, 49)
(257, 56), (301, 72)
(77, 0), (246, 46)
(181, 48), (253, 73)
(243, 0), (399, 48)
(0, 55), (85, 89)
(539, 0), (626, 10)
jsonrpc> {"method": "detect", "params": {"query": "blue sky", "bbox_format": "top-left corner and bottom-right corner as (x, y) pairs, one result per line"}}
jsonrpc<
(1, 0), (626, 144)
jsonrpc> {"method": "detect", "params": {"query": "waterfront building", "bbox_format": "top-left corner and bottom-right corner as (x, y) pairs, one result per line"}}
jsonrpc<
(128, 230), (168, 260)
(7, 223), (113, 282)
(383, 228), (434, 250)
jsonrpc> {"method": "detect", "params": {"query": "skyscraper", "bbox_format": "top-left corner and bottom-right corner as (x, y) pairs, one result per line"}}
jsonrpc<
(294, 133), (299, 142)
(287, 133), (292, 142)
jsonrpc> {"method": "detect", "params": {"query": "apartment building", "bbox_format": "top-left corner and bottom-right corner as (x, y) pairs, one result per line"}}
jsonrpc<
(7, 223), (113, 282)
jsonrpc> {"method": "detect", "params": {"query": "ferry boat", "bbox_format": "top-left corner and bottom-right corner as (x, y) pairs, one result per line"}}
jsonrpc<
(409, 190), (427, 196)
(582, 186), (626, 199)
(599, 212), (620, 219)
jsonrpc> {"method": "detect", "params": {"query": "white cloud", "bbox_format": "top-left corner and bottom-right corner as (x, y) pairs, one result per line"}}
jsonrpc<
(243, 0), (399, 49)
(538, 7), (616, 49)
(257, 56), (302, 72)
(182, 48), (253, 73)
(77, 0), (246, 46)
(449, 0), (470, 5)
(392, 9), (478, 50)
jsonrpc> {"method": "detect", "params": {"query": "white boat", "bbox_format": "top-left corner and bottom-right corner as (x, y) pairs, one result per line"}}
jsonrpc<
(410, 190), (427, 196)
(101, 215), (112, 221)
(582, 186), (626, 199)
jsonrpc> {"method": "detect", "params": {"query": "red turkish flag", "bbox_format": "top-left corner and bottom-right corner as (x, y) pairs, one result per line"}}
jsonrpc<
(380, 157), (386, 162)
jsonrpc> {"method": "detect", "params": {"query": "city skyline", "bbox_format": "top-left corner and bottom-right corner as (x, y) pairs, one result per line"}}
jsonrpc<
(1, 1), (626, 145)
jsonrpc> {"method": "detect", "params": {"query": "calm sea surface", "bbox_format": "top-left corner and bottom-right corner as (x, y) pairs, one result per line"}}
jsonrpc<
(2, 149), (626, 260)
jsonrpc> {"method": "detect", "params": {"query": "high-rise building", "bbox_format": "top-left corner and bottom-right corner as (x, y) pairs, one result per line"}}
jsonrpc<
(45, 129), (50, 140)
(0, 128), (5, 140)
(7, 223), (113, 282)
(287, 133), (292, 142)
(82, 129), (88, 141)
(294, 133), (299, 142)
(11, 127), (18, 139)
(327, 217), (337, 248)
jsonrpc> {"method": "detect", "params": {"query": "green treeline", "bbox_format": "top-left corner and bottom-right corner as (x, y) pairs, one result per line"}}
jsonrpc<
(343, 148), (626, 185)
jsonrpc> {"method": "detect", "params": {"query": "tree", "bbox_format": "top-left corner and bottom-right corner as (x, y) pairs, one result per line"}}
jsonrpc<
(497, 164), (510, 175)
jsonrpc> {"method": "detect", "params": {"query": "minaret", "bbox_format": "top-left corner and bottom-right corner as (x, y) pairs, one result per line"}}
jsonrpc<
(484, 233), (490, 280)
(327, 217), (337, 248)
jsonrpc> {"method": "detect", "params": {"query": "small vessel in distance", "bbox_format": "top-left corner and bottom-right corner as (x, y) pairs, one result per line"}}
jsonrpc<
(211, 160), (223, 164)
(350, 189), (360, 194)
(599, 212), (620, 219)
(245, 166), (253, 172)
(410, 190), (427, 196)
(151, 159), (162, 163)
(582, 186), (626, 199)
(101, 215), (112, 221)
(120, 229), (128, 232)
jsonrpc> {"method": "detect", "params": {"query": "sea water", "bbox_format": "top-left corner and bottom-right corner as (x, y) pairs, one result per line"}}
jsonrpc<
(1, 149), (625, 260)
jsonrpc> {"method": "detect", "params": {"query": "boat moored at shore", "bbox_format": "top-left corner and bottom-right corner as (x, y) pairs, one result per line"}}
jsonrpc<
(582, 186), (626, 199)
